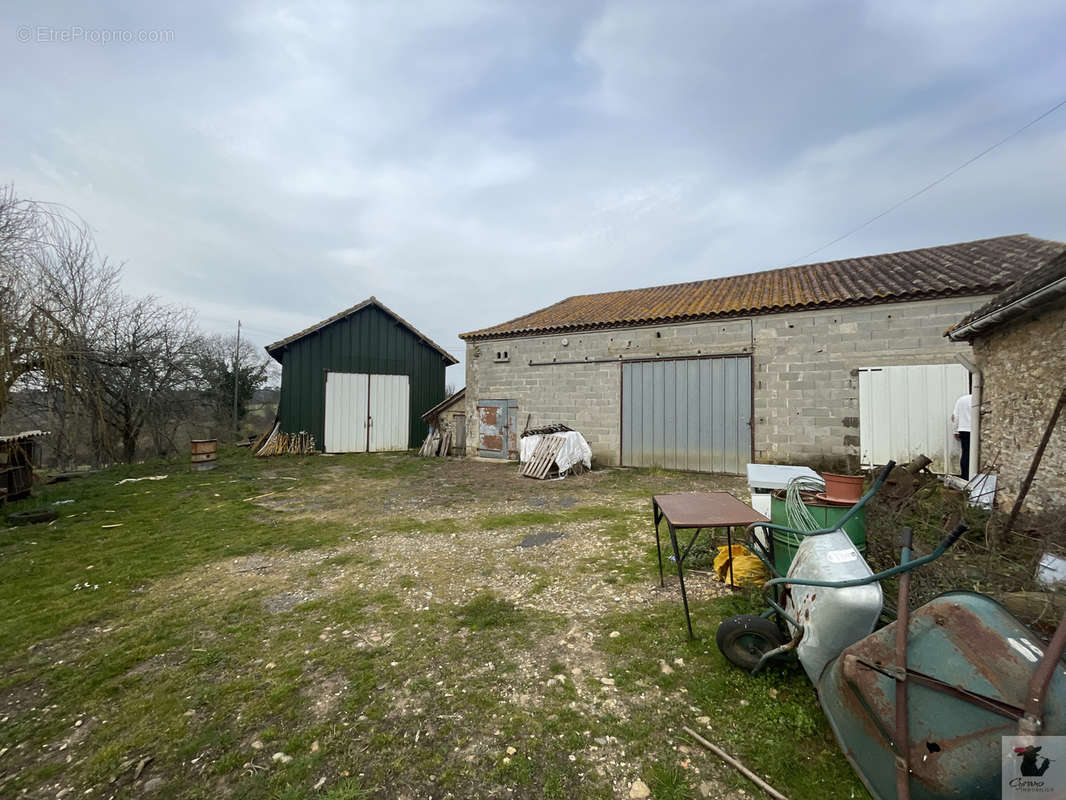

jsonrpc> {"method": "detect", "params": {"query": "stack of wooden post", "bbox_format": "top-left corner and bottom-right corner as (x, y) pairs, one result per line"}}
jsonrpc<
(252, 423), (316, 457)
(419, 429), (452, 458)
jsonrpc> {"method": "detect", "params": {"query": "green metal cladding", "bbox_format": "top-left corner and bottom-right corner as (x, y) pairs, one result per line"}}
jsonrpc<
(271, 303), (453, 450)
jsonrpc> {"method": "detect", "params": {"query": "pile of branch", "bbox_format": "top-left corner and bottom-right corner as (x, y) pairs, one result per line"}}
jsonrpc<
(252, 423), (316, 457)
(419, 429), (451, 457)
(521, 423), (572, 438)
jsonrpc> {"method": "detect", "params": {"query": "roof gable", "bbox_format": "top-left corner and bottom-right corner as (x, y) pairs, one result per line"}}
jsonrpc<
(460, 235), (1066, 340)
(266, 297), (458, 364)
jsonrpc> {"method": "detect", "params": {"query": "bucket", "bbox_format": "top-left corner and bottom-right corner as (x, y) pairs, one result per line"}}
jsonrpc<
(820, 472), (864, 503)
(190, 439), (218, 471)
(769, 491), (866, 574)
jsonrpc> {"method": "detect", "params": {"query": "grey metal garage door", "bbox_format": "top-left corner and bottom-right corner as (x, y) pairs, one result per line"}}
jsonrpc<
(621, 356), (752, 473)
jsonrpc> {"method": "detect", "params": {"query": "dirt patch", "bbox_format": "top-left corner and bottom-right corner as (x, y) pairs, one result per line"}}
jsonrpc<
(303, 670), (348, 721)
(262, 589), (319, 615)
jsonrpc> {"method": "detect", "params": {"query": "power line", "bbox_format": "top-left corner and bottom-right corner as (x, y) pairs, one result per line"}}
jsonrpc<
(788, 96), (1066, 266)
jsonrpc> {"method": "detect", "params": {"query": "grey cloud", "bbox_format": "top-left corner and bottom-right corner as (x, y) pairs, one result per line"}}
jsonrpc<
(2, 0), (1064, 384)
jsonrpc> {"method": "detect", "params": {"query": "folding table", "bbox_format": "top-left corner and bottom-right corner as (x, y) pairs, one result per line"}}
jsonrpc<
(652, 492), (769, 637)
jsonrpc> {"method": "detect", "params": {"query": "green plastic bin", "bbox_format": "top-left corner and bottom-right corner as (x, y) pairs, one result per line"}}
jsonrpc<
(768, 491), (866, 575)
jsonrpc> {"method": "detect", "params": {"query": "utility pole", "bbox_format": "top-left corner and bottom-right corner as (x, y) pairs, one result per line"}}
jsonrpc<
(232, 320), (241, 436)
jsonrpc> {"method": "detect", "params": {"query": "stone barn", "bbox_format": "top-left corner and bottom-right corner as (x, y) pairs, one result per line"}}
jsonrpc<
(459, 235), (1066, 473)
(420, 388), (467, 457)
(947, 250), (1066, 513)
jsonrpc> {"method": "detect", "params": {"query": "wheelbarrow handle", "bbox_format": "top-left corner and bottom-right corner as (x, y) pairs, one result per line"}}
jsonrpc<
(938, 522), (967, 552)
(761, 522), (968, 596)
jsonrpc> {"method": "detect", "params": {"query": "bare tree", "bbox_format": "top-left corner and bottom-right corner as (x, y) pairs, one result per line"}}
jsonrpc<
(0, 185), (49, 420)
(84, 297), (201, 463)
(0, 185), (118, 426)
(1, 185), (273, 465)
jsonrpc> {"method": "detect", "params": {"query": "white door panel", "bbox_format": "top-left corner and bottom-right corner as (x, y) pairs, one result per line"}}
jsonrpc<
(324, 372), (369, 453)
(858, 364), (968, 472)
(369, 374), (410, 451)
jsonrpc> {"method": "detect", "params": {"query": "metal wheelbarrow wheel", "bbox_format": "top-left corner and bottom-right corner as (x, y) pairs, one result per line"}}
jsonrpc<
(716, 615), (786, 671)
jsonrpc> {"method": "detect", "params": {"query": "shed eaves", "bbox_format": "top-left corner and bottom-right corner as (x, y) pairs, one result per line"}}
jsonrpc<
(420, 388), (466, 423)
(460, 235), (1066, 340)
(947, 249), (1066, 341)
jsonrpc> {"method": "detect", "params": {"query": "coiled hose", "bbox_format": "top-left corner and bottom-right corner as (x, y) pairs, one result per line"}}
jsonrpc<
(784, 475), (827, 532)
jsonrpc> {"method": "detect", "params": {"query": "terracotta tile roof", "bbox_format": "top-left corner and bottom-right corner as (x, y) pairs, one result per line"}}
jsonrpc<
(460, 235), (1066, 340)
(947, 249), (1066, 341)
(266, 296), (458, 364)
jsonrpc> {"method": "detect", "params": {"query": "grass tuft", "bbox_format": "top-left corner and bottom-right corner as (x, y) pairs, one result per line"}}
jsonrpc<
(453, 592), (526, 630)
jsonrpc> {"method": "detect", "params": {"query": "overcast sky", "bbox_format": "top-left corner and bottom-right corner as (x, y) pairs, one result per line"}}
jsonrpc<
(4, 1), (1065, 385)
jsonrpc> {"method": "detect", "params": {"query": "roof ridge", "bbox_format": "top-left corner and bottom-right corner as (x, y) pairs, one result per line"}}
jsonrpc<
(460, 234), (1066, 340)
(565, 234), (1056, 303)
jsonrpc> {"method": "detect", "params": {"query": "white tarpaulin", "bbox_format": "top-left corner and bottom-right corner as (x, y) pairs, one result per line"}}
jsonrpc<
(520, 431), (592, 474)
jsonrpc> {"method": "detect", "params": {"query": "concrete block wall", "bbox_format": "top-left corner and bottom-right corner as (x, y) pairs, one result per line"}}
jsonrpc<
(973, 302), (1066, 514)
(752, 298), (986, 467)
(465, 295), (989, 469)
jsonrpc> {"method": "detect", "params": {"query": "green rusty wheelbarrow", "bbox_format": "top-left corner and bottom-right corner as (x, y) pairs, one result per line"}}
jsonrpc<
(716, 464), (1066, 799)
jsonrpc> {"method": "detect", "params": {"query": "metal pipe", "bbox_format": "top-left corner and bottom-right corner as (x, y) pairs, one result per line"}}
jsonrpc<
(761, 523), (967, 598)
(526, 350), (751, 367)
(1004, 387), (1066, 540)
(752, 625), (804, 675)
(894, 527), (913, 800)
(1019, 606), (1066, 736)
(683, 726), (791, 800)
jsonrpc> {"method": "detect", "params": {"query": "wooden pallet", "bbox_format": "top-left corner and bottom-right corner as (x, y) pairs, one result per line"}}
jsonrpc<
(419, 429), (452, 457)
(520, 435), (565, 479)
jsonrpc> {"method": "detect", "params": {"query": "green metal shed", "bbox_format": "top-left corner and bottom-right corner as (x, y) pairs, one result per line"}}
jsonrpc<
(266, 297), (457, 452)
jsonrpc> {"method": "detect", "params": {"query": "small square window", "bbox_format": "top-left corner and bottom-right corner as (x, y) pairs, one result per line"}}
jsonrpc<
(495, 350), (510, 362)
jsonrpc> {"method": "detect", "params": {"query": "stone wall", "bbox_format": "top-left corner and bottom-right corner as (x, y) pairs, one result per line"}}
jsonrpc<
(464, 295), (989, 469)
(973, 302), (1066, 513)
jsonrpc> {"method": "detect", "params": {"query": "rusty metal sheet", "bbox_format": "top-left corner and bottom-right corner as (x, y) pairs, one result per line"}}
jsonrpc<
(653, 492), (768, 529)
(818, 590), (1066, 800)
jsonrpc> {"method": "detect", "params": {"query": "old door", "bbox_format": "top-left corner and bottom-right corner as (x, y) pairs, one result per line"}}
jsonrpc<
(368, 374), (410, 451)
(858, 364), (968, 472)
(453, 413), (466, 457)
(621, 356), (752, 474)
(477, 399), (518, 458)
(324, 372), (370, 453)
(325, 372), (410, 452)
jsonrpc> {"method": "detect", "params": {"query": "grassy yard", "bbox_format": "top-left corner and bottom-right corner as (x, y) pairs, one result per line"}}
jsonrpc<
(0, 450), (870, 799)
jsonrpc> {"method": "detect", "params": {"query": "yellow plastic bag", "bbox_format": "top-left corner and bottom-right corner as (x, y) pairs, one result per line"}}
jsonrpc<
(713, 544), (770, 587)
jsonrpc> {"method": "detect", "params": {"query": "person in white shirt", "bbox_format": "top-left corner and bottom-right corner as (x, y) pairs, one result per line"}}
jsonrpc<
(952, 393), (972, 479)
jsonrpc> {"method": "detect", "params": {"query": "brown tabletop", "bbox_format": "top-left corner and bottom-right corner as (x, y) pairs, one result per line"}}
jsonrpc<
(653, 492), (768, 528)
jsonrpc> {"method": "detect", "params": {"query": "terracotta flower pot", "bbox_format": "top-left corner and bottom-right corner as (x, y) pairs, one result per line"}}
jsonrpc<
(820, 472), (864, 503)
